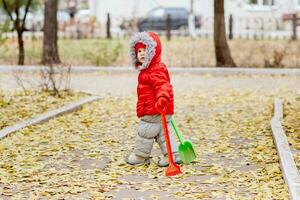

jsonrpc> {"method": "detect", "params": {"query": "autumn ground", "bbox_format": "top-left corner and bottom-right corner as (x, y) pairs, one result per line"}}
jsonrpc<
(0, 90), (87, 129)
(0, 71), (300, 199)
(283, 96), (300, 172)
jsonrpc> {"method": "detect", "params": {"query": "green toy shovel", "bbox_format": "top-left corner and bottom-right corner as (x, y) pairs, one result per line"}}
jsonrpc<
(171, 118), (196, 164)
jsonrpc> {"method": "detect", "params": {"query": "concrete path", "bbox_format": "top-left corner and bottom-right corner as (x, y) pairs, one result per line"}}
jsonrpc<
(1, 69), (300, 95)
(1, 67), (300, 199)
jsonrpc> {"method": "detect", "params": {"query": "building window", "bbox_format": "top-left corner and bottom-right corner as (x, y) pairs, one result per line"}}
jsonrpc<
(248, 0), (275, 6)
(298, 0), (300, 5)
(249, 0), (258, 4)
(263, 0), (274, 5)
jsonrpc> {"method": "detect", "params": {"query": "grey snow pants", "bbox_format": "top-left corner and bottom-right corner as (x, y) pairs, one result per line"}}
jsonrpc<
(133, 115), (178, 158)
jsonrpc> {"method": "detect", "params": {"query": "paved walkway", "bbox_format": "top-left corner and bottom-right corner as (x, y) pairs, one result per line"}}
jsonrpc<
(1, 69), (300, 94)
(1, 68), (300, 199)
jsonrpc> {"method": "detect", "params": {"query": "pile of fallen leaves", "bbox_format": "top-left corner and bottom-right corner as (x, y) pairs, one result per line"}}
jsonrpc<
(282, 95), (300, 170)
(0, 89), (291, 199)
(0, 90), (87, 129)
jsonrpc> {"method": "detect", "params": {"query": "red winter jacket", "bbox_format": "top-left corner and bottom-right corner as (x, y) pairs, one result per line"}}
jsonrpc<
(129, 32), (174, 118)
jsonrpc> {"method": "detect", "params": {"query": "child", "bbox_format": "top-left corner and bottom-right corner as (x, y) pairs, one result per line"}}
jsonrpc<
(125, 31), (181, 167)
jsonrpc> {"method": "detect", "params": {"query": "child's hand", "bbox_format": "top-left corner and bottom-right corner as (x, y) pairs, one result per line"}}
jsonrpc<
(155, 97), (168, 114)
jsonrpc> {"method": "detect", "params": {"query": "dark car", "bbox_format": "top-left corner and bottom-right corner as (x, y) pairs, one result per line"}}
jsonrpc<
(138, 7), (201, 31)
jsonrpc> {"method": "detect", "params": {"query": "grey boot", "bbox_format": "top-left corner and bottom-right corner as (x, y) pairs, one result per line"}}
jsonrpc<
(125, 153), (150, 165)
(157, 153), (182, 167)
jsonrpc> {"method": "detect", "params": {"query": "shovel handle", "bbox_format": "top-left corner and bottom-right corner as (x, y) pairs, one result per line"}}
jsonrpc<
(171, 118), (184, 144)
(161, 113), (176, 165)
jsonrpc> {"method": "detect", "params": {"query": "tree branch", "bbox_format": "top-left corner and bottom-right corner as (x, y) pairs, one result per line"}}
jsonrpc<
(21, 0), (32, 32)
(15, 0), (20, 32)
(1, 0), (14, 22)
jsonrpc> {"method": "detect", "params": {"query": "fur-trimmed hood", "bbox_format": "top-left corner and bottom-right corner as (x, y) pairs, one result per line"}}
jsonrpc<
(129, 32), (162, 71)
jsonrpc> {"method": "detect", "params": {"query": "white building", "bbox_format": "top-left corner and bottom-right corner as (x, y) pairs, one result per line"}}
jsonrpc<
(88, 0), (300, 39)
(199, 0), (300, 39)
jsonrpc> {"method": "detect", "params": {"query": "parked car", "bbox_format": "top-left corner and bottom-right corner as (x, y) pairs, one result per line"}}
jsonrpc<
(138, 7), (201, 31)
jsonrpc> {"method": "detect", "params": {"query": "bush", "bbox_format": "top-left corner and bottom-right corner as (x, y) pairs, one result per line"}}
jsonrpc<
(260, 42), (289, 68)
(0, 20), (10, 46)
(83, 40), (123, 66)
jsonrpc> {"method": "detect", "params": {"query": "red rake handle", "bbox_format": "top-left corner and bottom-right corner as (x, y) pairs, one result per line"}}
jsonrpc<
(161, 113), (181, 176)
(161, 113), (176, 165)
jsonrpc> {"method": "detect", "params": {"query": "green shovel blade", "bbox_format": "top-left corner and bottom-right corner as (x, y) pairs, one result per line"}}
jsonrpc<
(171, 118), (196, 164)
(178, 140), (196, 164)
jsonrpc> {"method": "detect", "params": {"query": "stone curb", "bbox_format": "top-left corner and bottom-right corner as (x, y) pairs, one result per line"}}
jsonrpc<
(0, 95), (102, 139)
(1, 65), (300, 75)
(270, 98), (300, 200)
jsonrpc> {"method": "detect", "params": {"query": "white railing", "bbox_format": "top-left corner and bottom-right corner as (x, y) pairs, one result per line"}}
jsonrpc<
(1, 16), (298, 40)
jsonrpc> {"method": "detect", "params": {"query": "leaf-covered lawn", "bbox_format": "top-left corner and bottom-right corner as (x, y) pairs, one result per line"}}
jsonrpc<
(0, 89), (291, 199)
(283, 95), (300, 171)
(0, 90), (87, 129)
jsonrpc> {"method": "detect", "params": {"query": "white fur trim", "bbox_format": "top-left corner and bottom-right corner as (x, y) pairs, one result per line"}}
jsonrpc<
(129, 32), (157, 71)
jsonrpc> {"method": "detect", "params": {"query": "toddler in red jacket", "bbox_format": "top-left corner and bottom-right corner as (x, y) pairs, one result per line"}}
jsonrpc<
(125, 32), (181, 167)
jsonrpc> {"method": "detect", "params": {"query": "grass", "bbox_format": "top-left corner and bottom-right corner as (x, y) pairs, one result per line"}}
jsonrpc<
(0, 36), (300, 67)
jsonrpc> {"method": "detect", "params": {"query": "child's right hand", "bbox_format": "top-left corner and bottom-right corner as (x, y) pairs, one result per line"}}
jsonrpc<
(155, 97), (168, 114)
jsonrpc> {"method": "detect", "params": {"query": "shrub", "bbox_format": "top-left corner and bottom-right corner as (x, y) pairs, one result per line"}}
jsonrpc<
(83, 40), (123, 66)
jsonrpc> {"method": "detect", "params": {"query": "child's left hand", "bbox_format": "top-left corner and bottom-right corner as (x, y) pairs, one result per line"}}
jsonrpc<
(155, 97), (168, 114)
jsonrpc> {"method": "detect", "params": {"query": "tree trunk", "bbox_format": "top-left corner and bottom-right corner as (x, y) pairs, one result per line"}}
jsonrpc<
(15, 0), (24, 65)
(166, 14), (171, 41)
(106, 13), (111, 39)
(17, 30), (24, 65)
(42, 0), (60, 64)
(16, 16), (24, 65)
(214, 0), (236, 67)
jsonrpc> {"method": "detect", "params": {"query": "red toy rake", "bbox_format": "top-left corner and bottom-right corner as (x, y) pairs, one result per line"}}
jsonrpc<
(161, 113), (182, 176)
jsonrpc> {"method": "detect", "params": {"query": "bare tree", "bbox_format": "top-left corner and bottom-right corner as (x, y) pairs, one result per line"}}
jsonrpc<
(0, 0), (38, 65)
(214, 0), (236, 67)
(39, 65), (72, 97)
(42, 0), (60, 64)
(12, 69), (38, 96)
